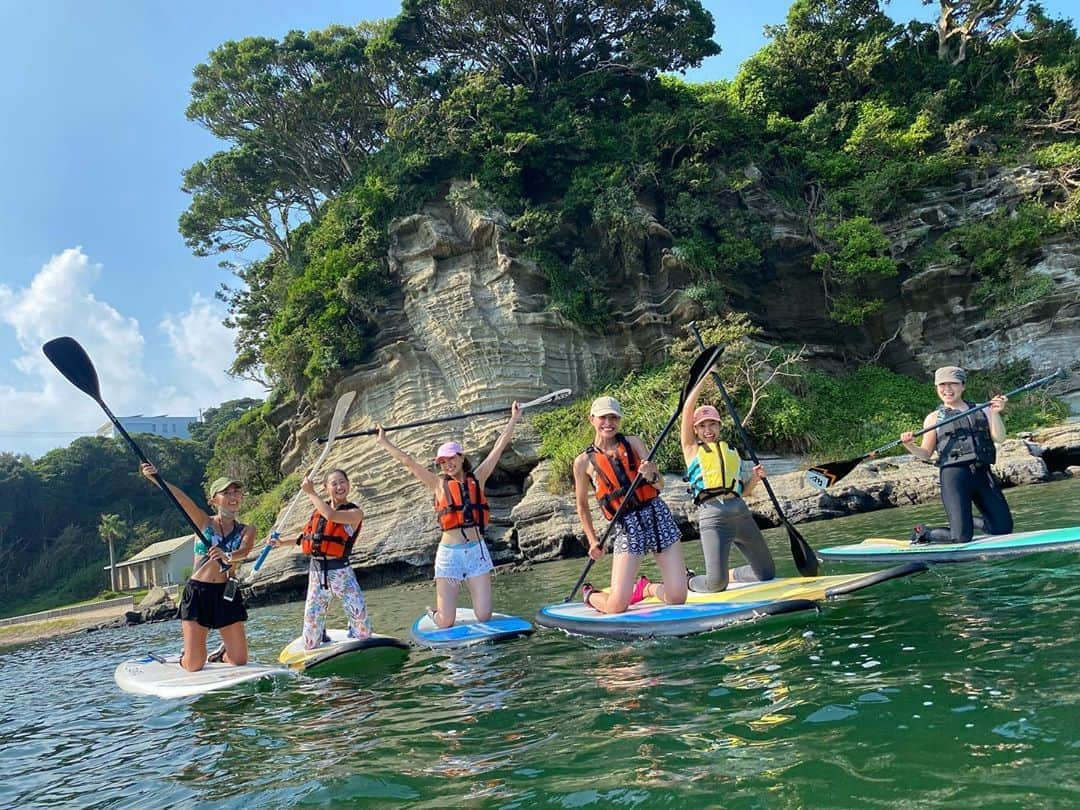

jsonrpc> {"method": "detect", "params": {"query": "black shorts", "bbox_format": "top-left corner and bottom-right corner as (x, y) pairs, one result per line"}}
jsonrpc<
(180, 579), (248, 629)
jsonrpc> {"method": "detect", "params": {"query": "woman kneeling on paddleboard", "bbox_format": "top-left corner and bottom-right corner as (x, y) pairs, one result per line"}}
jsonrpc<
(375, 402), (522, 628)
(574, 396), (687, 613)
(269, 469), (371, 648)
(680, 372), (775, 592)
(140, 463), (255, 671)
(901, 365), (1013, 544)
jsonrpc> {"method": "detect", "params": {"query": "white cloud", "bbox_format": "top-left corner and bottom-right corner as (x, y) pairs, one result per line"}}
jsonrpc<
(0, 247), (264, 457)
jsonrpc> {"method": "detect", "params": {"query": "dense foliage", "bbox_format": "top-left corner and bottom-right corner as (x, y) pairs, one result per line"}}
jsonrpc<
(183, 0), (1079, 399)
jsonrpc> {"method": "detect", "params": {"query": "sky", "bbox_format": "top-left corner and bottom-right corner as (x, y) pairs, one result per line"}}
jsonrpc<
(0, 1), (1074, 457)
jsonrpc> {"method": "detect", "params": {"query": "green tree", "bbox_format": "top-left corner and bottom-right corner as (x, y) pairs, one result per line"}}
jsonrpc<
(188, 397), (263, 447)
(98, 513), (126, 592)
(391, 0), (720, 94)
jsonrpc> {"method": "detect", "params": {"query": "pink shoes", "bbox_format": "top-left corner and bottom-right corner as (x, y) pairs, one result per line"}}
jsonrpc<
(630, 575), (651, 605)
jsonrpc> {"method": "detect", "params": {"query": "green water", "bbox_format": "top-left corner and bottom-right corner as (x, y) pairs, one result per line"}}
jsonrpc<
(2, 478), (1078, 808)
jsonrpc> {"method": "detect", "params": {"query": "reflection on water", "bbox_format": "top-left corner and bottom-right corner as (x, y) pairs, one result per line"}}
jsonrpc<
(0, 478), (1077, 806)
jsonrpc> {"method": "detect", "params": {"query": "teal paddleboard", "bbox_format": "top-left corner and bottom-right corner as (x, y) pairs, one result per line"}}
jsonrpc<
(535, 564), (926, 639)
(410, 608), (534, 648)
(818, 525), (1080, 563)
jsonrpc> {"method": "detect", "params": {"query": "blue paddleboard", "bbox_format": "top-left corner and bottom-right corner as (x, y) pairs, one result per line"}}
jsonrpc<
(410, 608), (534, 648)
(818, 525), (1080, 563)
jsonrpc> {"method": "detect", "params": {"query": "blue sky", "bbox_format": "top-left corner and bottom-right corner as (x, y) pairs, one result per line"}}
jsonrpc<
(0, 1), (1073, 456)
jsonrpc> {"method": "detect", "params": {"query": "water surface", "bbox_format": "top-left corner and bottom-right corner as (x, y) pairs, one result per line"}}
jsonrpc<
(2, 478), (1077, 807)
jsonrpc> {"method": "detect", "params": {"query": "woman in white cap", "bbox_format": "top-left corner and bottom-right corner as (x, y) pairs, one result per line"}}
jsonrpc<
(573, 396), (687, 613)
(374, 402), (522, 627)
(139, 463), (255, 671)
(680, 373), (775, 592)
(900, 365), (1013, 544)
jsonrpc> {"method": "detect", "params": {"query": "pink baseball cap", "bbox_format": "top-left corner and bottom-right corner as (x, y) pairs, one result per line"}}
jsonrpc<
(692, 405), (722, 426)
(435, 441), (464, 461)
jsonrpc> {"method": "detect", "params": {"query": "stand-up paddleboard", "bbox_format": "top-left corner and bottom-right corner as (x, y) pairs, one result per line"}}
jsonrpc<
(115, 655), (295, 698)
(410, 608), (534, 648)
(279, 629), (409, 675)
(818, 525), (1080, 563)
(535, 563), (926, 639)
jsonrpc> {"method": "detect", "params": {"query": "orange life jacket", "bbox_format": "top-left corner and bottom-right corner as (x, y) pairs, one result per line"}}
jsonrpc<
(298, 503), (359, 559)
(434, 474), (489, 534)
(586, 434), (659, 520)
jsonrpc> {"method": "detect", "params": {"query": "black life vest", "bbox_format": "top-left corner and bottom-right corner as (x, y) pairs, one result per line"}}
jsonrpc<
(935, 403), (997, 467)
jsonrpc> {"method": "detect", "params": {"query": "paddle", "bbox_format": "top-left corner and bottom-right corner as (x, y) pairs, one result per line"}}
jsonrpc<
(322, 389), (572, 442)
(804, 367), (1069, 490)
(41, 337), (221, 568)
(249, 390), (357, 575)
(688, 322), (819, 577)
(564, 345), (724, 602)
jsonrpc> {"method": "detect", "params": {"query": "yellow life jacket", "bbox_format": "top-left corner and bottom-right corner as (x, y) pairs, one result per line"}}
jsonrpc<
(686, 441), (742, 501)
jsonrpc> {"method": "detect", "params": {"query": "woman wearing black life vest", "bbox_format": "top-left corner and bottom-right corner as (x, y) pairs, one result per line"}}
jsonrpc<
(900, 365), (1013, 544)
(374, 402), (522, 628)
(680, 374), (775, 592)
(269, 469), (370, 648)
(139, 462), (255, 671)
(573, 396), (687, 613)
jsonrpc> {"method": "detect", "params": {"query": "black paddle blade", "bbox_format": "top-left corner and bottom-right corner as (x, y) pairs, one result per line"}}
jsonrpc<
(683, 345), (723, 402)
(786, 524), (819, 576)
(42, 336), (102, 402)
(805, 457), (862, 490)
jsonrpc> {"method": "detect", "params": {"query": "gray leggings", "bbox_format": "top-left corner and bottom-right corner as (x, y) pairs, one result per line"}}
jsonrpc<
(695, 497), (776, 592)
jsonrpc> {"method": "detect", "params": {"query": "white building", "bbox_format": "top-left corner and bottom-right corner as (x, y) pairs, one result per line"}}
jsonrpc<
(107, 535), (196, 591)
(96, 414), (196, 440)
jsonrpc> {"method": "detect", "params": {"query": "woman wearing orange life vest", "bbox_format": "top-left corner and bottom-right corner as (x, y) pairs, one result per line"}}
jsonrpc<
(270, 468), (370, 648)
(374, 402), (522, 628)
(573, 396), (687, 614)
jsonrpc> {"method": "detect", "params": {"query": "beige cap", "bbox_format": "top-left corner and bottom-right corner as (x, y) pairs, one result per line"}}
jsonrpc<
(934, 366), (966, 385)
(207, 476), (243, 498)
(589, 396), (622, 418)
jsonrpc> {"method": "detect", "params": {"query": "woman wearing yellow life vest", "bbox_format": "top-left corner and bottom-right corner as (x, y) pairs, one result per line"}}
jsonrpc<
(573, 396), (688, 613)
(680, 374), (775, 592)
(374, 402), (522, 628)
(269, 469), (370, 648)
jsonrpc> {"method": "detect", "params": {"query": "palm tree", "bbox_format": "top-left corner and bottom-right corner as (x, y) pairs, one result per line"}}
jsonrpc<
(98, 513), (126, 592)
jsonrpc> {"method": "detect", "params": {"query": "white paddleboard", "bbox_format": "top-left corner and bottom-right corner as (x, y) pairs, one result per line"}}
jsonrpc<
(114, 654), (296, 698)
(410, 607), (534, 648)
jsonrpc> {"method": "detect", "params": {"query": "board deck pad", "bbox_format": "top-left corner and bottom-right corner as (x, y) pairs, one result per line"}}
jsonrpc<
(818, 525), (1080, 563)
(410, 608), (534, 648)
(114, 655), (295, 698)
(535, 564), (926, 639)
(279, 629), (409, 675)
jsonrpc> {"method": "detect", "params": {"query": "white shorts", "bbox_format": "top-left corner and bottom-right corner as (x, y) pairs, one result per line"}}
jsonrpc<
(434, 540), (493, 582)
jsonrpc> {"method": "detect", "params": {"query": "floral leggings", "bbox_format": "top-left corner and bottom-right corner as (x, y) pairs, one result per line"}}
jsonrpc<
(302, 557), (372, 649)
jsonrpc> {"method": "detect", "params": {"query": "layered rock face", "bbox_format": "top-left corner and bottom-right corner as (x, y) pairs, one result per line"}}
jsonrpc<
(248, 187), (696, 596)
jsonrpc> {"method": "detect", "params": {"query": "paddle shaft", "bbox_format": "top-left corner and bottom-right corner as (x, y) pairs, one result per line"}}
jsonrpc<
(323, 389), (571, 443)
(688, 322), (818, 576)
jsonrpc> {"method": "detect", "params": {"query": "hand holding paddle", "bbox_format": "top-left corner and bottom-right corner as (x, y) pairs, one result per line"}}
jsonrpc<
(805, 368), (1068, 490)
(323, 388), (571, 442)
